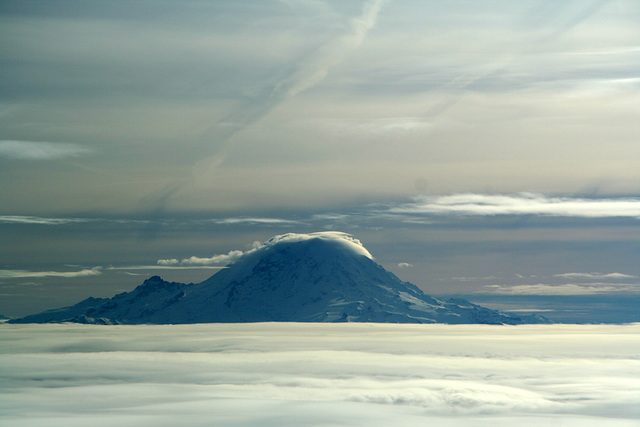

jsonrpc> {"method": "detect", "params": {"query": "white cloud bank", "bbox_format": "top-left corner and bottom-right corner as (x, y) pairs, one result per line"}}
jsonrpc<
(389, 193), (640, 218)
(1, 323), (639, 427)
(0, 140), (92, 160)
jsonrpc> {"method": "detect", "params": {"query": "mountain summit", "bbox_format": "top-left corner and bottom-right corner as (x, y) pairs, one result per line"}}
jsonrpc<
(11, 232), (549, 324)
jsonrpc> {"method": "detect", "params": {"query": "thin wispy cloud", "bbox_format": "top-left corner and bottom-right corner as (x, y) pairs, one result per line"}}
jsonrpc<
(483, 282), (640, 295)
(388, 193), (640, 218)
(275, 0), (385, 99)
(213, 217), (302, 225)
(108, 265), (223, 270)
(0, 267), (101, 279)
(194, 0), (385, 178)
(0, 215), (89, 225)
(554, 272), (636, 280)
(0, 140), (92, 160)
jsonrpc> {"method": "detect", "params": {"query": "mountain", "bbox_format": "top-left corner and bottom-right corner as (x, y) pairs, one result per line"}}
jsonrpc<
(11, 232), (550, 325)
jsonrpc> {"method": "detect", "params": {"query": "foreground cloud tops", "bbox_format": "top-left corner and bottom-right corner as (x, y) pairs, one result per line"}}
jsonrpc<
(1, 323), (638, 426)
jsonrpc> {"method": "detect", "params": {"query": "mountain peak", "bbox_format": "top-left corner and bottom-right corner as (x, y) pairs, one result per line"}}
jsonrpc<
(10, 232), (551, 325)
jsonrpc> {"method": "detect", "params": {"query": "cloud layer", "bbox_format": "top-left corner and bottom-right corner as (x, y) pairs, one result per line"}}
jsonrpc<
(1, 323), (638, 426)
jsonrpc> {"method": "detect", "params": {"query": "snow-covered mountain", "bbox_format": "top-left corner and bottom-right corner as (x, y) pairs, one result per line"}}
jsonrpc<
(11, 232), (550, 325)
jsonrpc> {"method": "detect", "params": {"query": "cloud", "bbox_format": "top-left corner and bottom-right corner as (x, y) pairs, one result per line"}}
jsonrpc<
(107, 265), (222, 270)
(275, 0), (385, 99)
(397, 262), (413, 268)
(0, 140), (92, 160)
(0, 215), (89, 225)
(388, 193), (640, 218)
(160, 250), (247, 267)
(157, 231), (373, 267)
(0, 267), (101, 279)
(1, 323), (638, 426)
(482, 282), (640, 295)
(554, 272), (636, 280)
(213, 217), (302, 225)
(191, 0), (385, 183)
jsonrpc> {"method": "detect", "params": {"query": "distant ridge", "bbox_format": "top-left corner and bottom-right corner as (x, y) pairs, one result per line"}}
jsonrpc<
(11, 232), (550, 325)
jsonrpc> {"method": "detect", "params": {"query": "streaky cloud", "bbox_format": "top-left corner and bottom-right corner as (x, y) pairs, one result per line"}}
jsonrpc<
(193, 0), (385, 177)
(554, 272), (636, 280)
(275, 0), (385, 99)
(108, 265), (223, 270)
(0, 215), (89, 225)
(0, 267), (101, 279)
(389, 193), (640, 218)
(213, 217), (303, 225)
(0, 140), (92, 160)
(483, 282), (640, 295)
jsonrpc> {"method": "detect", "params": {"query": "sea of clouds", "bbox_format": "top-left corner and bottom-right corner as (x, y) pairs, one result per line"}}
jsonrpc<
(1, 323), (639, 426)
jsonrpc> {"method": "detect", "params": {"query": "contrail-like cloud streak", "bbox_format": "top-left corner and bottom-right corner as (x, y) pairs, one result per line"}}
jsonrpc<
(276, 0), (385, 99)
(186, 0), (385, 202)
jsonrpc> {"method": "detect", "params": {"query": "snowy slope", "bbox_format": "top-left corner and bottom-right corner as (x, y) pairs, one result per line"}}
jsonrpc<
(11, 232), (550, 324)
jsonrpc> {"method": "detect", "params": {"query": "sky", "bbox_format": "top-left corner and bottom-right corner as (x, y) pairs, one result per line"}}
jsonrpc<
(1, 0), (640, 318)
(2, 323), (639, 426)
